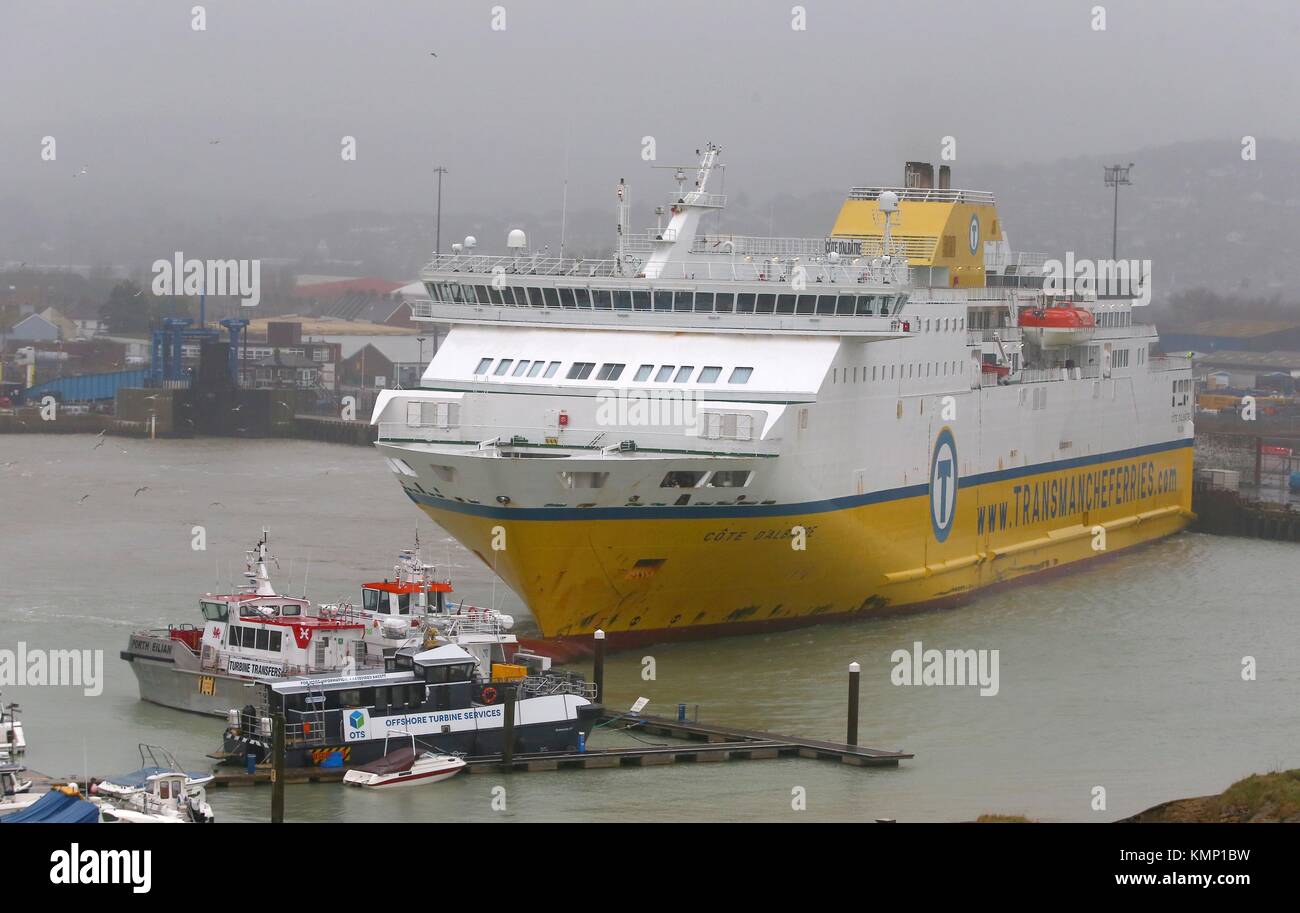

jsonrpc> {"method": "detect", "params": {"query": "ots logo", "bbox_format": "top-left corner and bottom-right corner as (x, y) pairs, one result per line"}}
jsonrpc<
(348, 710), (366, 730)
(968, 214), (980, 255)
(929, 427), (958, 542)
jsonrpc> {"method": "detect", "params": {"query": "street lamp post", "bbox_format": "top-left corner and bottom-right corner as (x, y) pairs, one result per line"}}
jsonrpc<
(433, 166), (448, 255)
(1103, 163), (1134, 260)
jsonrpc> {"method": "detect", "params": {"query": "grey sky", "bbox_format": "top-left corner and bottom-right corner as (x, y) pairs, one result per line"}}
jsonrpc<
(2, 0), (1298, 242)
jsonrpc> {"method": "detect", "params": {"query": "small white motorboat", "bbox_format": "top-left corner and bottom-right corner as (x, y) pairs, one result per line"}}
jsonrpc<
(343, 744), (466, 789)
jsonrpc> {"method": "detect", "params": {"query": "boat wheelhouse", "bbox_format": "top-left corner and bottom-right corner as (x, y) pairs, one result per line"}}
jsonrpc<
(221, 643), (599, 767)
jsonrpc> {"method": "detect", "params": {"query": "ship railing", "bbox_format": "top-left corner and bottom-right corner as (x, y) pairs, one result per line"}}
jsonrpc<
(377, 420), (781, 457)
(518, 673), (597, 700)
(418, 252), (907, 287)
(966, 327), (1022, 345)
(1149, 355), (1192, 372)
(1015, 365), (1102, 384)
(847, 185), (997, 205)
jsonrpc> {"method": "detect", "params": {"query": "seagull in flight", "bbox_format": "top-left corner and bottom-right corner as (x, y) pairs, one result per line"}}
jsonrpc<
(77, 494), (90, 503)
(133, 486), (149, 497)
(92, 430), (106, 449)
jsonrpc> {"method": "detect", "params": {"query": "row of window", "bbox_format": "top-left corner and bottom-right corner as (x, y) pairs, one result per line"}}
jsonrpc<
(228, 624), (283, 653)
(832, 360), (968, 384)
(434, 281), (905, 317)
(474, 357), (754, 385)
(1096, 310), (1133, 327)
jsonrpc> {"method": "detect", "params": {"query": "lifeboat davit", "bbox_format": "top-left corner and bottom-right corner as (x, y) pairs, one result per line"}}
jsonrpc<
(1018, 303), (1095, 347)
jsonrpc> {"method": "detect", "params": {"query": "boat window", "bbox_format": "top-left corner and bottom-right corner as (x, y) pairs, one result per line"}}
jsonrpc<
(756, 294), (776, 314)
(796, 295), (816, 315)
(836, 296), (857, 316)
(512, 360), (531, 377)
(269, 631), (282, 652)
(715, 292), (734, 313)
(632, 290), (651, 311)
(540, 287), (560, 308)
(474, 357), (493, 374)
(661, 471), (706, 488)
(200, 601), (228, 621)
(397, 593), (411, 614)
(698, 366), (722, 383)
(513, 287), (535, 307)
(574, 288), (592, 308)
(558, 287), (576, 308)
(856, 296), (874, 316)
(473, 286), (490, 304)
(527, 361), (545, 378)
(652, 290), (672, 311)
(493, 359), (514, 376)
(610, 289), (631, 310)
(498, 287), (516, 306)
(362, 588), (381, 612)
(449, 663), (474, 683)
(227, 626), (241, 647)
(280, 603), (300, 616)
(654, 365), (675, 382)
(591, 289), (612, 309)
(487, 285), (503, 305)
(728, 367), (753, 384)
(707, 471), (753, 488)
(543, 361), (561, 378)
(338, 690), (364, 708)
(567, 362), (595, 380)
(673, 292), (693, 312)
(596, 363), (625, 381)
(879, 297), (893, 316)
(776, 295), (796, 314)
(634, 364), (654, 382)
(694, 292), (714, 313)
(816, 296), (837, 315)
(736, 293), (756, 313)
(673, 366), (695, 383)
(255, 628), (270, 651)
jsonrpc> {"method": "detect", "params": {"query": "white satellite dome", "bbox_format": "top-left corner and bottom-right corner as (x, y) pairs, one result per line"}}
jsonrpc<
(878, 190), (900, 214)
(451, 242), (463, 254)
(464, 235), (477, 250)
(506, 228), (527, 251)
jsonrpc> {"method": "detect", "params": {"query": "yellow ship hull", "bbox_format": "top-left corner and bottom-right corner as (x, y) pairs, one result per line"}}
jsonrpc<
(410, 443), (1193, 647)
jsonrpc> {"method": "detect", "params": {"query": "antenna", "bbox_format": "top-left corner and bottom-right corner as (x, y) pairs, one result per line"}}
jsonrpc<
(303, 550), (311, 600)
(1103, 163), (1134, 260)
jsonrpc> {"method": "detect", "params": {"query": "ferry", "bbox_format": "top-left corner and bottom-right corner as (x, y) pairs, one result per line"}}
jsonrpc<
(220, 643), (600, 767)
(370, 147), (1194, 648)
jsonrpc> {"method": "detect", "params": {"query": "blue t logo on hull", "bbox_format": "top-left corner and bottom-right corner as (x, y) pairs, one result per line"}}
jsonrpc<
(930, 427), (958, 542)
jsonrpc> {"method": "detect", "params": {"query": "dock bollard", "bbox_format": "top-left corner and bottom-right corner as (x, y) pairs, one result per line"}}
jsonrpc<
(847, 662), (860, 747)
(577, 731), (586, 754)
(677, 703), (687, 723)
(592, 629), (606, 704)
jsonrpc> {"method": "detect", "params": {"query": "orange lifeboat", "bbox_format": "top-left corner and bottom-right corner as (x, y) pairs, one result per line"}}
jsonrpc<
(1018, 303), (1095, 347)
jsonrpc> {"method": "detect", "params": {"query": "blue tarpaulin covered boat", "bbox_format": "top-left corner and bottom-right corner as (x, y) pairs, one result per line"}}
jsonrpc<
(0, 790), (100, 824)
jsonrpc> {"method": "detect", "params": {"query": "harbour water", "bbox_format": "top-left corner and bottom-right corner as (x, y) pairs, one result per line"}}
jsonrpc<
(2, 435), (1297, 822)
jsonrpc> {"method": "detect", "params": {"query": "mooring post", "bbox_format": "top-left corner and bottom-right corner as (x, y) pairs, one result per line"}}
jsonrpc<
(270, 712), (285, 823)
(847, 661), (861, 747)
(501, 684), (516, 768)
(592, 629), (606, 704)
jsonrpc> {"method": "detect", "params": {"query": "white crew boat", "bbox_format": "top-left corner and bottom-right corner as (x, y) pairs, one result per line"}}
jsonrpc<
(369, 146), (1194, 650)
(92, 745), (216, 824)
(342, 733), (466, 789)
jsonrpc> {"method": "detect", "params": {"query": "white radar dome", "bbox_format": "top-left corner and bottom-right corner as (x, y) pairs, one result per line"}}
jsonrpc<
(507, 229), (527, 251)
(464, 235), (477, 250)
(451, 242), (463, 254)
(878, 190), (900, 214)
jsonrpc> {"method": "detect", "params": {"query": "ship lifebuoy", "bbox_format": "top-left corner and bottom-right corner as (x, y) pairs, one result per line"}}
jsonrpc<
(481, 686), (498, 705)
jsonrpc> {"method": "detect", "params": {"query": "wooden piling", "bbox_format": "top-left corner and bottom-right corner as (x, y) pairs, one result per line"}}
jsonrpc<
(592, 629), (606, 704)
(270, 713), (285, 823)
(501, 684), (516, 767)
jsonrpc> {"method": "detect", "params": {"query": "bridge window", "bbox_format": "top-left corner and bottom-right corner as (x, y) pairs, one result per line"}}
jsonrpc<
(473, 286), (491, 303)
(512, 360), (530, 377)
(816, 296), (837, 315)
(654, 365), (675, 382)
(796, 295), (816, 315)
(542, 287), (561, 308)
(652, 290), (672, 311)
(471, 356), (490, 376)
(776, 294), (796, 314)
(632, 290), (651, 311)
(698, 366), (722, 383)
(567, 362), (595, 380)
(715, 293), (734, 313)
(558, 287), (576, 308)
(694, 292), (714, 312)
(596, 363), (625, 381)
(487, 285), (503, 305)
(673, 292), (693, 312)
(756, 294), (776, 314)
(634, 364), (654, 382)
(493, 359), (514, 376)
(527, 361), (545, 377)
(543, 361), (561, 378)
(591, 289), (612, 309)
(736, 293), (756, 313)
(836, 296), (857, 316)
(673, 366), (695, 383)
(613, 290), (632, 310)
(728, 367), (753, 384)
